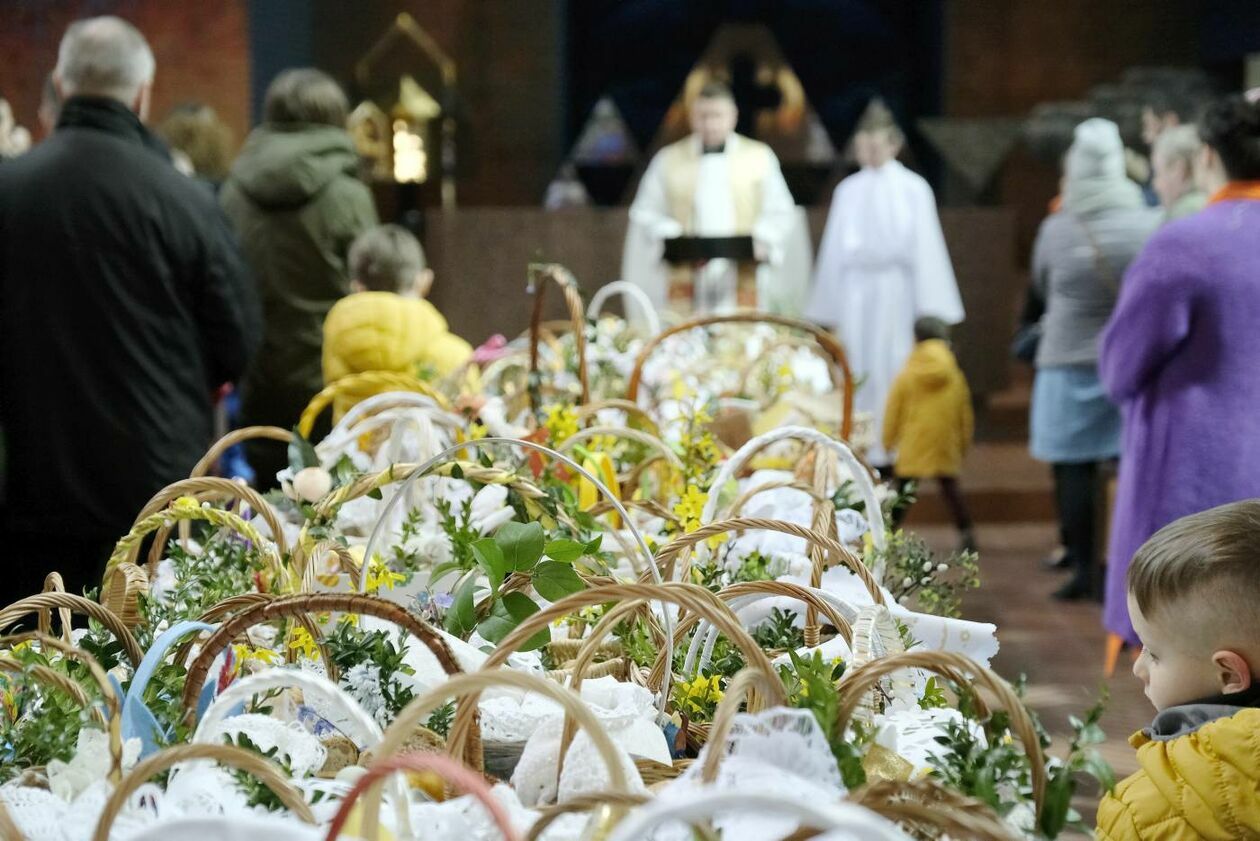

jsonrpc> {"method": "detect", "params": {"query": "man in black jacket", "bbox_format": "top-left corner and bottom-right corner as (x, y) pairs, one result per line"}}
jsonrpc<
(0, 16), (260, 600)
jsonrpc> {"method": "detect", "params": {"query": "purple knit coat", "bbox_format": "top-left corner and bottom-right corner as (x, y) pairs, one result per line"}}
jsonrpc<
(1100, 198), (1260, 643)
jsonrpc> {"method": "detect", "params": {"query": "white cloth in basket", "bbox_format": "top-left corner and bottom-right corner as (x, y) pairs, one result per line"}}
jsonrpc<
(509, 677), (663, 806)
(650, 707), (846, 841)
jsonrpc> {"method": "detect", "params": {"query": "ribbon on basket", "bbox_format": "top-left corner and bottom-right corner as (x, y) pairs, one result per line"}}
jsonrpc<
(121, 620), (219, 757)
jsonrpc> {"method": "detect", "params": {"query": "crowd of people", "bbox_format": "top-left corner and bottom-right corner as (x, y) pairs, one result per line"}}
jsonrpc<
(5, 16), (1260, 835)
(0, 17), (472, 599)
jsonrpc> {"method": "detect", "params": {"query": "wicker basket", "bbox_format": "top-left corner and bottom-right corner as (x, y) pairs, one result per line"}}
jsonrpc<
(90, 743), (316, 841)
(176, 592), (481, 771)
(625, 312), (856, 442)
(298, 370), (451, 439)
(526, 262), (590, 408)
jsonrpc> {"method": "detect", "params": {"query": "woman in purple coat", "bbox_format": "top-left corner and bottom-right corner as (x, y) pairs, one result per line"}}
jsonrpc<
(1100, 95), (1260, 643)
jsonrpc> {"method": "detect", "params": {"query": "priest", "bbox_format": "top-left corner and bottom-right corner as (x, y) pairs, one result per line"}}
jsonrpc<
(621, 81), (807, 318)
(806, 99), (964, 466)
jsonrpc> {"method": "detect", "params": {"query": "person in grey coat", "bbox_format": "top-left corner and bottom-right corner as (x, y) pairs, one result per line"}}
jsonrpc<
(1029, 118), (1160, 600)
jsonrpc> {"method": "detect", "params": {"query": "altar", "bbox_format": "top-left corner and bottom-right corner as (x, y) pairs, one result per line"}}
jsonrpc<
(422, 206), (1018, 397)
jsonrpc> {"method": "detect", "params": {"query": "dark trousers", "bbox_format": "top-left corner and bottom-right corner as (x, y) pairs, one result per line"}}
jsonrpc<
(895, 477), (973, 532)
(1052, 461), (1100, 588)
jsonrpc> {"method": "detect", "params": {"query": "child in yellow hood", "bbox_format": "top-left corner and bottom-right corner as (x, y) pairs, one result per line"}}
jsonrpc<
(883, 317), (974, 550)
(1097, 500), (1260, 840)
(322, 224), (472, 419)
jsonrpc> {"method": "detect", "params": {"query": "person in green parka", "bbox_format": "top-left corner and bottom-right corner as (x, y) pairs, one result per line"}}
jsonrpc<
(221, 68), (378, 487)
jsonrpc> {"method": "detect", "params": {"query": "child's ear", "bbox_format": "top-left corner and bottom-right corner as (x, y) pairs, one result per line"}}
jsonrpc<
(1212, 649), (1252, 694)
(415, 269), (434, 298)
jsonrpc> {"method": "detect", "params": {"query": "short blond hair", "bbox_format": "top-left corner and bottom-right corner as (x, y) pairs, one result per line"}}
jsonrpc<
(348, 225), (425, 293)
(1128, 500), (1260, 623)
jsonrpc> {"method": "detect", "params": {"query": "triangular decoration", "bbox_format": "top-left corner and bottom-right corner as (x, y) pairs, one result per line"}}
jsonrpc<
(917, 117), (1023, 192)
(572, 97), (641, 165)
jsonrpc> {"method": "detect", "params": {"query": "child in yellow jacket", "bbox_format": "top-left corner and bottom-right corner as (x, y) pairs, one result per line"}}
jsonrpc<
(322, 224), (471, 418)
(1096, 500), (1260, 840)
(883, 317), (974, 549)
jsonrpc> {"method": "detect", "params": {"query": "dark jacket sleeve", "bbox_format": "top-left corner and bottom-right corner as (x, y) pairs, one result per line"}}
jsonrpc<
(194, 203), (262, 387)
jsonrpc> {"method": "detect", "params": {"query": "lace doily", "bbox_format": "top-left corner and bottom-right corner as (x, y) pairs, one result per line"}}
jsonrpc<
(647, 707), (846, 841)
(199, 713), (327, 778)
(406, 782), (538, 841)
(484, 676), (668, 761)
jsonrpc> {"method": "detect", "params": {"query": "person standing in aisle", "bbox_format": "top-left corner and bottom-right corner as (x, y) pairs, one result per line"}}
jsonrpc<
(1029, 118), (1159, 601)
(806, 99), (964, 470)
(1100, 95), (1260, 644)
(220, 68), (378, 487)
(0, 16), (259, 600)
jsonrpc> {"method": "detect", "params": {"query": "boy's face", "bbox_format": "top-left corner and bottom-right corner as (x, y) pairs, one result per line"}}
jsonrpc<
(1129, 591), (1238, 710)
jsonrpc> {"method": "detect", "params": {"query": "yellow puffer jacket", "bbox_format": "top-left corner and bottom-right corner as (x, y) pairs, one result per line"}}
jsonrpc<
(322, 291), (472, 418)
(1096, 707), (1260, 840)
(882, 339), (973, 477)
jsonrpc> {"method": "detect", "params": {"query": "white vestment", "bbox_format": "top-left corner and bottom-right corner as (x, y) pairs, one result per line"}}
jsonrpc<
(621, 133), (810, 321)
(805, 160), (964, 465)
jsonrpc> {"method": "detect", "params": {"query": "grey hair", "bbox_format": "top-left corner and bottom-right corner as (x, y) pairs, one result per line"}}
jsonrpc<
(1153, 124), (1202, 173)
(349, 225), (426, 293)
(55, 16), (155, 103)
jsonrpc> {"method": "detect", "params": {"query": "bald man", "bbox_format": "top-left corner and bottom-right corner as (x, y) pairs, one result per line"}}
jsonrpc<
(0, 16), (259, 600)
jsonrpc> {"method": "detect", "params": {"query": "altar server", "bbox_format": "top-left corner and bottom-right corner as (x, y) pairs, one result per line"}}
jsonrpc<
(806, 99), (964, 466)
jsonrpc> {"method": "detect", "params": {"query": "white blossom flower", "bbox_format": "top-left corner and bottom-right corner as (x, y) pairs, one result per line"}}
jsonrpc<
(921, 561), (933, 573)
(469, 484), (515, 535)
(342, 663), (388, 729)
(937, 563), (949, 572)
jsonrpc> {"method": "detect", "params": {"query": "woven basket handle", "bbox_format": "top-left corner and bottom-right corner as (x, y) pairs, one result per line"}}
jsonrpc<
(106, 501), (281, 585)
(528, 262), (589, 406)
(0, 593), (143, 667)
(133, 476), (288, 570)
(371, 668), (629, 837)
(179, 594), (466, 756)
(574, 398), (662, 434)
(194, 667), (383, 749)
(91, 742), (316, 841)
(624, 312), (855, 441)
(326, 751), (521, 841)
(37, 572), (73, 644)
(650, 516), (884, 606)
(850, 779), (1019, 841)
(557, 425), (684, 473)
(191, 425), (292, 478)
(700, 425), (886, 556)
(587, 279), (661, 334)
(299, 371), (450, 439)
(683, 581), (854, 683)
(452, 582), (779, 755)
(698, 667), (788, 784)
(833, 649), (1047, 822)
(524, 792), (650, 841)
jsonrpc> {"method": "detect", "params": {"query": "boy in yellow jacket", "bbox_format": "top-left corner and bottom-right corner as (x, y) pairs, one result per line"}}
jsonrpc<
(322, 224), (472, 418)
(883, 317), (974, 550)
(1096, 500), (1260, 840)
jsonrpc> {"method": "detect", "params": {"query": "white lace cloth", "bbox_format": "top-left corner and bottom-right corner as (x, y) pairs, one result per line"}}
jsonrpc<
(648, 707), (846, 841)
(196, 713), (327, 778)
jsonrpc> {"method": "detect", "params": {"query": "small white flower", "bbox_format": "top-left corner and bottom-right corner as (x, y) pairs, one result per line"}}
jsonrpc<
(936, 563), (949, 572)
(469, 484), (515, 535)
(921, 561), (933, 573)
(902, 577), (913, 589)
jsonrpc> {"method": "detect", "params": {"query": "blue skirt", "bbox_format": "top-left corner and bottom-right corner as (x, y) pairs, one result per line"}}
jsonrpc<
(1030, 365), (1121, 463)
